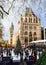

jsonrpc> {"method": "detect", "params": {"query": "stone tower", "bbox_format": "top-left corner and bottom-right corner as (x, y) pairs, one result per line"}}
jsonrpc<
(9, 23), (14, 45)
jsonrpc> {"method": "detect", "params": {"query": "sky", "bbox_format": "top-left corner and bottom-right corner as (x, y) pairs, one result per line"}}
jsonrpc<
(0, 0), (46, 40)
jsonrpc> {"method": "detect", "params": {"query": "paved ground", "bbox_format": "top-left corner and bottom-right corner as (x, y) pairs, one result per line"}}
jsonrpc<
(20, 61), (27, 65)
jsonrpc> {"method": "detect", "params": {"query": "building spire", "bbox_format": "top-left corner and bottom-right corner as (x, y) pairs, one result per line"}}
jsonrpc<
(9, 23), (14, 45)
(11, 23), (14, 29)
(10, 22), (14, 33)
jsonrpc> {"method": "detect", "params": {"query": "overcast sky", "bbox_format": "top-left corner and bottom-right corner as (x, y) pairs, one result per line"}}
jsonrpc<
(0, 0), (46, 40)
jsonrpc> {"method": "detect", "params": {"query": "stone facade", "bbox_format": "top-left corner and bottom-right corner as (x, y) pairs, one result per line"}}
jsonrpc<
(44, 27), (46, 40)
(9, 8), (41, 48)
(8, 23), (14, 45)
(18, 8), (41, 47)
(12, 32), (18, 47)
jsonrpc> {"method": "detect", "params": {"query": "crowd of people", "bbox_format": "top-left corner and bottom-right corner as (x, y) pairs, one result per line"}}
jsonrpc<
(0, 47), (42, 65)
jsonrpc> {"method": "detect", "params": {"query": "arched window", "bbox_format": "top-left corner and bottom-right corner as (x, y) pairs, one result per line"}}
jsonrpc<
(25, 37), (28, 43)
(25, 18), (27, 22)
(24, 31), (28, 35)
(34, 26), (36, 30)
(36, 18), (38, 23)
(34, 32), (37, 35)
(34, 18), (35, 23)
(25, 26), (28, 30)
(29, 38), (32, 42)
(29, 26), (32, 29)
(29, 18), (32, 23)
(29, 32), (32, 36)
(34, 37), (37, 41)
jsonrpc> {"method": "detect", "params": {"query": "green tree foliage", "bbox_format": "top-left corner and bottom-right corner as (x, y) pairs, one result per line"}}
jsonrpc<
(34, 50), (46, 65)
(16, 36), (22, 53)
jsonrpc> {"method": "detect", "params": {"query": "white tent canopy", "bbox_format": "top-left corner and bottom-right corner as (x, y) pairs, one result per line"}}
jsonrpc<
(30, 40), (46, 45)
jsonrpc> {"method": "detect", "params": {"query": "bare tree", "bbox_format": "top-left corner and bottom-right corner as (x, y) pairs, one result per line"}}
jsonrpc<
(0, 0), (43, 18)
(0, 0), (15, 18)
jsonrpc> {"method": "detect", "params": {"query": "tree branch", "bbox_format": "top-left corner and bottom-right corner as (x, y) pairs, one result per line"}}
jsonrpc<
(0, 10), (3, 18)
(0, 0), (15, 15)
(0, 5), (9, 15)
(8, 0), (15, 13)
